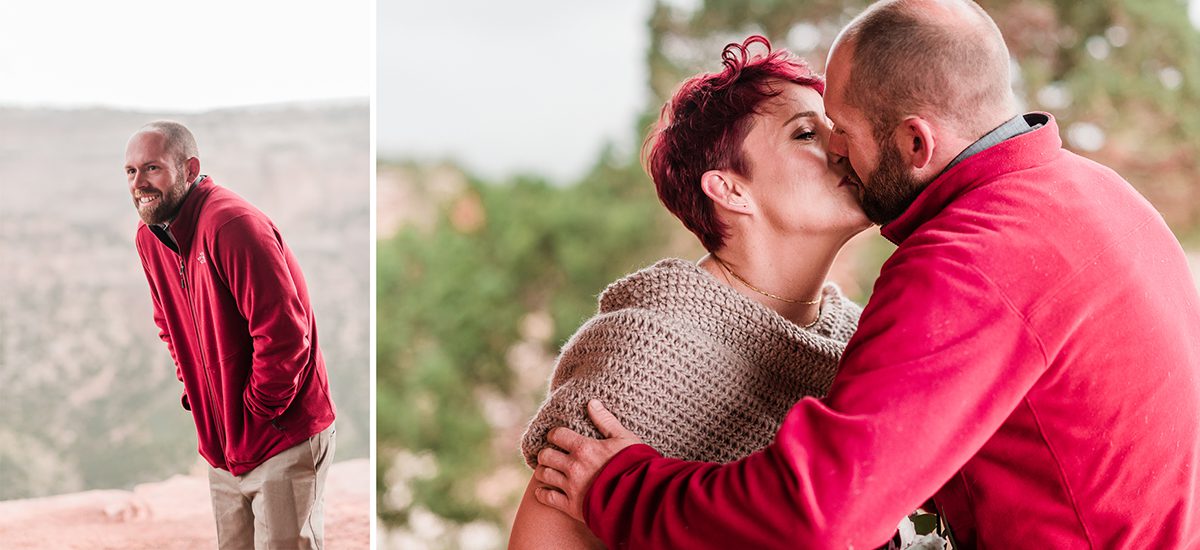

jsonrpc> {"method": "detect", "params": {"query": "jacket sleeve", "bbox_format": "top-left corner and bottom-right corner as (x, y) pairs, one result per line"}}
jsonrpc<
(136, 236), (189, 411)
(214, 213), (312, 420)
(583, 253), (1049, 549)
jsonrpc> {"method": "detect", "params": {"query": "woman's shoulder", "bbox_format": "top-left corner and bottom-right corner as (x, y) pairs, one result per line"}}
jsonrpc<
(595, 257), (713, 313)
(549, 257), (732, 382)
(520, 306), (705, 468)
(548, 302), (693, 389)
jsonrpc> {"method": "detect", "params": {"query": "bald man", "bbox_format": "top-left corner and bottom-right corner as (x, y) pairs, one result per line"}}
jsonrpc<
(531, 1), (1200, 548)
(127, 121), (337, 549)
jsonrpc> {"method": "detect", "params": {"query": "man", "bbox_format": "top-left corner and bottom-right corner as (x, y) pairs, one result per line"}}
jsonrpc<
(531, 1), (1200, 548)
(128, 121), (337, 549)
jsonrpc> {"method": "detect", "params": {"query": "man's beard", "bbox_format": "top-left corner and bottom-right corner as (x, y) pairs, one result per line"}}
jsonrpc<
(136, 171), (191, 225)
(859, 141), (929, 226)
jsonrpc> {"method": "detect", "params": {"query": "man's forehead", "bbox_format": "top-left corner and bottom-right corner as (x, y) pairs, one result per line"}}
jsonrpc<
(127, 131), (168, 152)
(125, 131), (173, 164)
(821, 56), (853, 113)
(821, 78), (845, 116)
(129, 129), (168, 145)
(826, 33), (854, 69)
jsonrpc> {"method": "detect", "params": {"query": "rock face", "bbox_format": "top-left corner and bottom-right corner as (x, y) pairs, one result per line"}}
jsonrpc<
(0, 103), (371, 500)
(0, 459), (369, 549)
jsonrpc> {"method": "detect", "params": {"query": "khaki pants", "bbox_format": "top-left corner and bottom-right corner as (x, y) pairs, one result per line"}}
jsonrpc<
(208, 424), (335, 550)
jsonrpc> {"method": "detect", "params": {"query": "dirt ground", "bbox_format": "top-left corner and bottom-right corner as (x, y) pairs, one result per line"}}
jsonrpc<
(0, 459), (369, 549)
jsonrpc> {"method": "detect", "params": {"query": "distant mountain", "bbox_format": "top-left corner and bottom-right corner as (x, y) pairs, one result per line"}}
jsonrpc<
(0, 102), (370, 499)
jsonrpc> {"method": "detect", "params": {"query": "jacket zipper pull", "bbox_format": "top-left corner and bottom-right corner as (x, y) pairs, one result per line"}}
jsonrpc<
(179, 260), (187, 289)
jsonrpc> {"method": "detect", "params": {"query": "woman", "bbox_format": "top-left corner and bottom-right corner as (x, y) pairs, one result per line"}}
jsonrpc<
(509, 35), (871, 548)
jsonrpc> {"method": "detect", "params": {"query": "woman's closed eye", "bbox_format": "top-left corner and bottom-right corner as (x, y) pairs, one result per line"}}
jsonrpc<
(793, 129), (817, 141)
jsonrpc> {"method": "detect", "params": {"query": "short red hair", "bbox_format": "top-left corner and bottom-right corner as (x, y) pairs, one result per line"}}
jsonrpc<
(644, 35), (824, 252)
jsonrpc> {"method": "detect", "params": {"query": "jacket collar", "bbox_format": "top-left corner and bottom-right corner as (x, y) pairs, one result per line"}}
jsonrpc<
(146, 175), (216, 254)
(880, 113), (1060, 245)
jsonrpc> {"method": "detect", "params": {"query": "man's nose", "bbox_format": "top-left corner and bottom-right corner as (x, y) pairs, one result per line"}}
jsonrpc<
(828, 153), (849, 178)
(130, 170), (148, 189)
(827, 130), (849, 162)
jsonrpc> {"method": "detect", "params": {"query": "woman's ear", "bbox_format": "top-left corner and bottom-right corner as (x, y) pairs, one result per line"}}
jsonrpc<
(700, 170), (753, 214)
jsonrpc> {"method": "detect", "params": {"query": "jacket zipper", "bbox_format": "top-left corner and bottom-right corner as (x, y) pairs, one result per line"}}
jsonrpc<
(171, 229), (230, 462)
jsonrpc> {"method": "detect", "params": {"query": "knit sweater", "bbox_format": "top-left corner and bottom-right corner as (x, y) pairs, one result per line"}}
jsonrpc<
(521, 258), (861, 467)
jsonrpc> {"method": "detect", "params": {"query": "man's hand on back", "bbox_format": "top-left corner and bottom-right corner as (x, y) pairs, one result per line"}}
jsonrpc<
(533, 400), (644, 522)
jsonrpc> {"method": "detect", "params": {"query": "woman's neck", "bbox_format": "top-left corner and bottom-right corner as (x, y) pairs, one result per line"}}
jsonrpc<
(698, 231), (849, 327)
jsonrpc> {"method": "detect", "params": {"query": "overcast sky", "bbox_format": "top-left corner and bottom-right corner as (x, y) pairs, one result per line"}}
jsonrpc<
(381, 0), (1200, 184)
(0, 0), (371, 112)
(2, 0), (1193, 182)
(377, 0), (655, 183)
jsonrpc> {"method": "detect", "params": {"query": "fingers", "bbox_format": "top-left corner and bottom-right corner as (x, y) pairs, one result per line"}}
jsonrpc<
(537, 446), (571, 473)
(546, 426), (589, 451)
(533, 464), (567, 489)
(534, 486), (572, 516)
(586, 400), (631, 439)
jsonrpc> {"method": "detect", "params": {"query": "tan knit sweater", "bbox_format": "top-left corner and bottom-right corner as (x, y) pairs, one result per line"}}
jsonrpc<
(521, 258), (861, 467)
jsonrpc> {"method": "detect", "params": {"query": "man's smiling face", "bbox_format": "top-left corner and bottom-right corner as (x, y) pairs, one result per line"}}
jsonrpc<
(125, 131), (191, 225)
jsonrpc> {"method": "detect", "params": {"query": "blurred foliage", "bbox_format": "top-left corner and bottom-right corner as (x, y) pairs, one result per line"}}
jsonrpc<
(377, 151), (677, 526)
(377, 0), (1200, 543)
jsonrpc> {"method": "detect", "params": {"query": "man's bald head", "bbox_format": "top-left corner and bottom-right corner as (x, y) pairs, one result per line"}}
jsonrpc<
(125, 121), (202, 224)
(833, 0), (1016, 141)
(133, 120), (199, 167)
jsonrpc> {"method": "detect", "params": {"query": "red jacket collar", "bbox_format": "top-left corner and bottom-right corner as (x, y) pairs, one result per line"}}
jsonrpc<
(141, 175), (216, 253)
(167, 175), (215, 249)
(880, 113), (1061, 245)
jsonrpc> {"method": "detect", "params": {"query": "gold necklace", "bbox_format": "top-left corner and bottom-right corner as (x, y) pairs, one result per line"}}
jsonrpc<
(802, 302), (823, 330)
(710, 254), (821, 306)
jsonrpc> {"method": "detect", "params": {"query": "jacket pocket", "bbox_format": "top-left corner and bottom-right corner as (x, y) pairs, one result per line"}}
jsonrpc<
(216, 353), (288, 467)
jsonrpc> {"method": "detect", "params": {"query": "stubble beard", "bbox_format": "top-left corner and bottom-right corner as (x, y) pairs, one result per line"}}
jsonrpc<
(136, 169), (191, 225)
(859, 140), (930, 227)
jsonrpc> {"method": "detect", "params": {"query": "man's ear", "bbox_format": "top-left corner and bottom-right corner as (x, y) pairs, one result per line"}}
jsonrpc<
(896, 116), (936, 170)
(700, 170), (753, 214)
(185, 157), (201, 181)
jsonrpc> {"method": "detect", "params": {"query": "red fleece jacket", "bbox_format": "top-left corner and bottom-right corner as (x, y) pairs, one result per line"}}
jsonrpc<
(136, 176), (336, 476)
(583, 116), (1200, 548)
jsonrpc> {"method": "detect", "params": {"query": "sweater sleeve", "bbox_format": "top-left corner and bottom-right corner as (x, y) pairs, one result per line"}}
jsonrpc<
(583, 254), (1049, 549)
(213, 213), (312, 420)
(520, 311), (694, 469)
